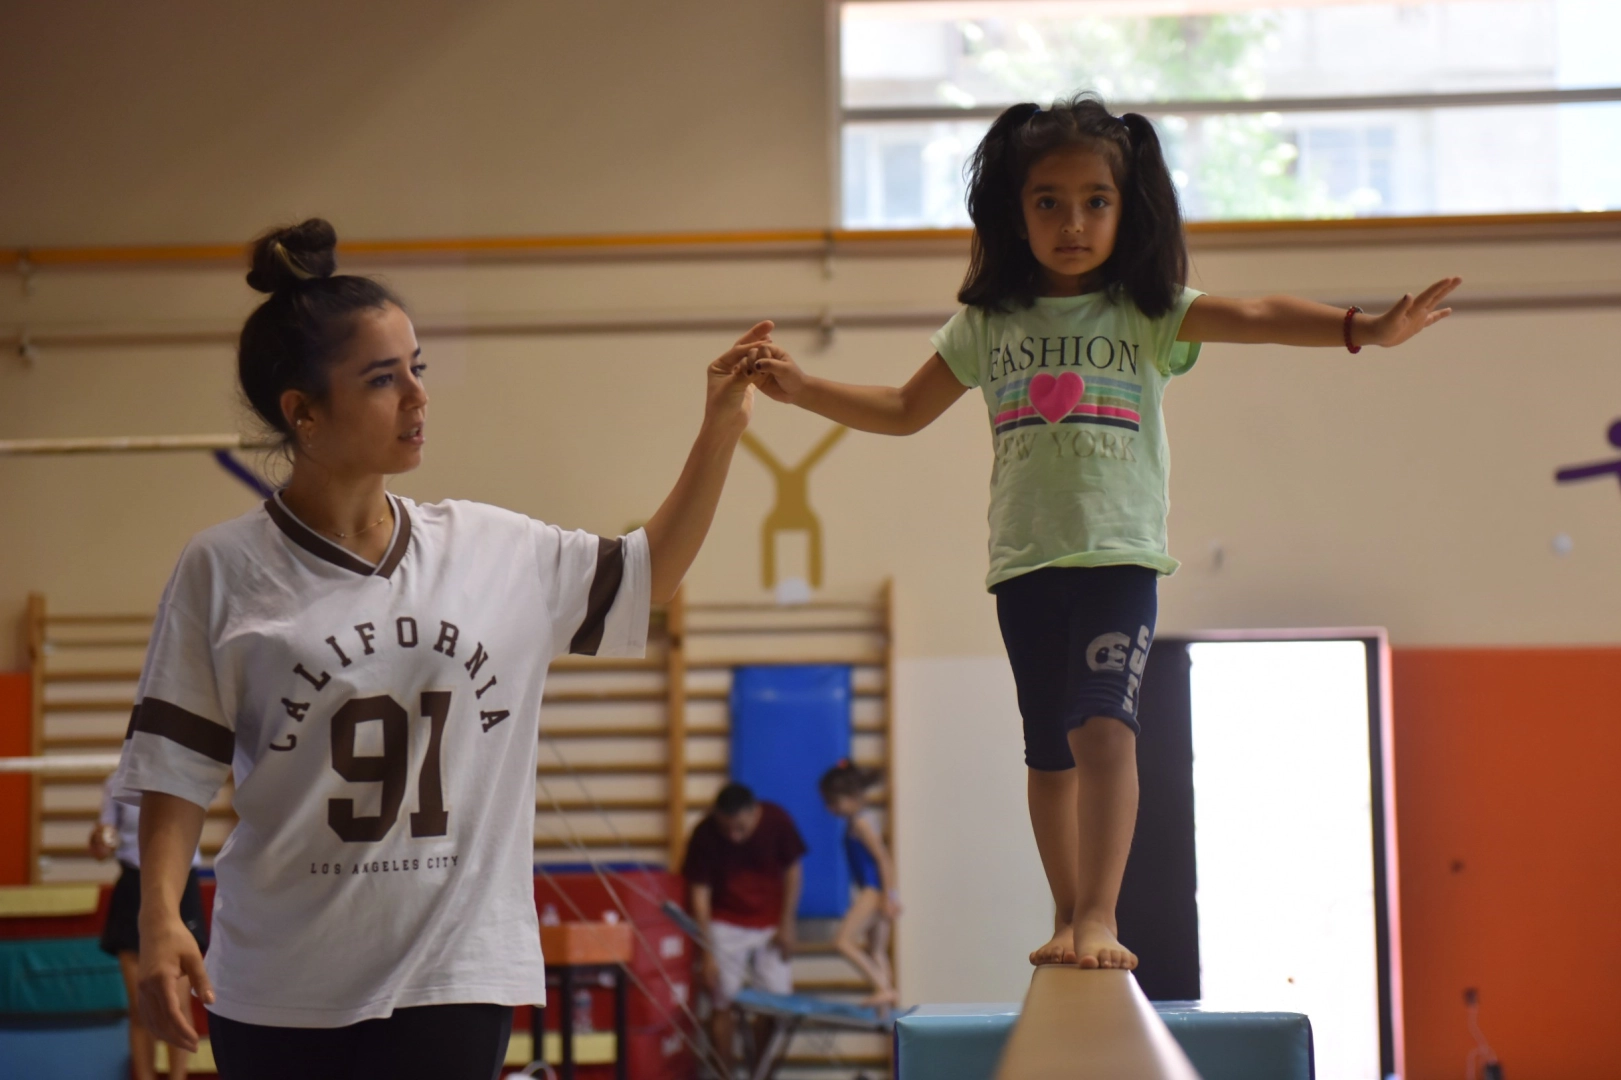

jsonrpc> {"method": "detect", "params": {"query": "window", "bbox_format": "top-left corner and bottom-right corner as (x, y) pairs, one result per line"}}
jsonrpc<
(839, 0), (1621, 226)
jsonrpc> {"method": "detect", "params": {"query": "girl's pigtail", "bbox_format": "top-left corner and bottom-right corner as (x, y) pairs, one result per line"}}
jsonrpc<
(960, 102), (1046, 311)
(1111, 112), (1188, 319)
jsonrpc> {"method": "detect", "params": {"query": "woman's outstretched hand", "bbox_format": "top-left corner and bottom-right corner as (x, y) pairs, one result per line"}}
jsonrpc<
(706, 320), (781, 436)
(1363, 277), (1462, 347)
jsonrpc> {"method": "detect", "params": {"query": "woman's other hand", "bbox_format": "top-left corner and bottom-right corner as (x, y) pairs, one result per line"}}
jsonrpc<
(87, 824), (116, 860)
(136, 912), (213, 1052)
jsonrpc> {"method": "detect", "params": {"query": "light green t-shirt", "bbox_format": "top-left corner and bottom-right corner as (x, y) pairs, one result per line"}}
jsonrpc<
(931, 288), (1203, 590)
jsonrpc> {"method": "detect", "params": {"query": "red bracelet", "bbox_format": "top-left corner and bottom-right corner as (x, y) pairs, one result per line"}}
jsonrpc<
(1343, 306), (1363, 354)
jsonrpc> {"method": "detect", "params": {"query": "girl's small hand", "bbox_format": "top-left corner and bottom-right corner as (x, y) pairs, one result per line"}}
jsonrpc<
(1363, 277), (1462, 347)
(884, 894), (903, 919)
(705, 322), (776, 436)
(745, 348), (808, 404)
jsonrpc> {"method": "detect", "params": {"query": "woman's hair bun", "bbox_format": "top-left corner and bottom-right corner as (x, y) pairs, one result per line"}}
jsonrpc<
(246, 218), (340, 293)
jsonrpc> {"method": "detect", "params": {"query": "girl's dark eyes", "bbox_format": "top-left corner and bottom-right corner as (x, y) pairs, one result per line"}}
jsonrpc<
(1089, 197), (1111, 209)
(1036, 197), (1057, 210)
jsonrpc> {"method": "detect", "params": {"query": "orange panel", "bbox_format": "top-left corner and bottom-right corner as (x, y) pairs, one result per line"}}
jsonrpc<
(1392, 649), (1621, 1080)
(541, 922), (634, 966)
(0, 673), (31, 885)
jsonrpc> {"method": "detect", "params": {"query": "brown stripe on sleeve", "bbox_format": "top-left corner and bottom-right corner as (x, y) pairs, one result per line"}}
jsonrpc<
(569, 535), (625, 656)
(130, 698), (235, 765)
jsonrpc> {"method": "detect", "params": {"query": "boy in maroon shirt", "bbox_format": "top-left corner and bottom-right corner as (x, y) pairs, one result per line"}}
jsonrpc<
(682, 782), (806, 1068)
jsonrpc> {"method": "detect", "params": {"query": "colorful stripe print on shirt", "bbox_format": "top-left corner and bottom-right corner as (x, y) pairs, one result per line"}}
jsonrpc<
(992, 372), (1143, 436)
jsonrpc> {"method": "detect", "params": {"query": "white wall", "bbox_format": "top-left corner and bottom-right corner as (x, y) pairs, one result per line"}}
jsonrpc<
(893, 656), (1052, 1004)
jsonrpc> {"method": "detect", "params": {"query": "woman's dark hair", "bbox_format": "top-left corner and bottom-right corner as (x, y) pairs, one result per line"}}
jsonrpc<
(238, 218), (403, 445)
(819, 760), (881, 802)
(958, 94), (1187, 318)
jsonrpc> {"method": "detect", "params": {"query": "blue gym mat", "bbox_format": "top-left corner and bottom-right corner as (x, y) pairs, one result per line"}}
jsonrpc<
(729, 665), (853, 919)
(893, 1000), (1315, 1080)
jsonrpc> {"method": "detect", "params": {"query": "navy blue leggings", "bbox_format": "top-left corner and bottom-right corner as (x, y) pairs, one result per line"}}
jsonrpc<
(994, 564), (1159, 771)
(208, 1003), (513, 1080)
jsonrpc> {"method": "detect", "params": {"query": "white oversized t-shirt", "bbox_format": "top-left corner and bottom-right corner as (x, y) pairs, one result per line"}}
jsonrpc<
(110, 494), (650, 1027)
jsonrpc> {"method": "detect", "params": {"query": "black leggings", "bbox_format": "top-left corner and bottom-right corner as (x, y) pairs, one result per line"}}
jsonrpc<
(208, 1003), (514, 1080)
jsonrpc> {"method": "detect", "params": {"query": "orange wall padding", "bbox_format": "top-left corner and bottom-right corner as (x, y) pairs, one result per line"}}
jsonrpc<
(0, 672), (31, 885)
(1393, 649), (1621, 1080)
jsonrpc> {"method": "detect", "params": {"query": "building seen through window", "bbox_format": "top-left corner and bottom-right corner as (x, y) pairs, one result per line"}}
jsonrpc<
(840, 0), (1621, 227)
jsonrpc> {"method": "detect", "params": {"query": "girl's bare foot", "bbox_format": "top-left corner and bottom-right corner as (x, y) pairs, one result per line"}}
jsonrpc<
(1029, 923), (1077, 966)
(1074, 916), (1136, 970)
(861, 988), (899, 1008)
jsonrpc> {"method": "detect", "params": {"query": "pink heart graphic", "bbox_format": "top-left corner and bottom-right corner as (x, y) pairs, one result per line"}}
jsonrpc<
(1029, 371), (1085, 424)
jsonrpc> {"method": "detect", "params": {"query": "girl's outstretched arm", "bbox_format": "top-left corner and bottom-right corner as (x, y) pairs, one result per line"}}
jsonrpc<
(1179, 277), (1461, 348)
(744, 351), (968, 436)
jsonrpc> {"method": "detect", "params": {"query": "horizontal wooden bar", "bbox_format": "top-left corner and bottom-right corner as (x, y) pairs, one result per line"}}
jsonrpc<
(996, 968), (1199, 1080)
(538, 762), (667, 776)
(685, 655), (888, 669)
(47, 806), (236, 822)
(783, 1052), (889, 1067)
(548, 657), (664, 673)
(44, 700), (132, 713)
(533, 834), (665, 850)
(685, 601), (881, 613)
(43, 842), (222, 858)
(43, 671), (143, 683)
(540, 720), (887, 740)
(44, 614), (154, 625)
(7, 211), (1621, 273)
(536, 797), (667, 813)
(543, 689), (666, 704)
(42, 736), (126, 750)
(43, 638), (150, 649)
(0, 755), (122, 775)
(683, 624), (881, 636)
(543, 724), (672, 739)
(787, 977), (874, 994)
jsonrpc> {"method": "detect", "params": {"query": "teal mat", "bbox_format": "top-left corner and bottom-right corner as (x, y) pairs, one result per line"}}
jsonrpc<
(0, 1017), (129, 1080)
(0, 938), (127, 1016)
(894, 1000), (1314, 1080)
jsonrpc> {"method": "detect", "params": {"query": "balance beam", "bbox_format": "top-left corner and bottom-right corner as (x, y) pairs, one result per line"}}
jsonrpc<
(995, 967), (1201, 1080)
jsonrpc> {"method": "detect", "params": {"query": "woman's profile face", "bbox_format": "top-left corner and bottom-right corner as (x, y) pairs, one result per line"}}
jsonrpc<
(292, 303), (428, 477)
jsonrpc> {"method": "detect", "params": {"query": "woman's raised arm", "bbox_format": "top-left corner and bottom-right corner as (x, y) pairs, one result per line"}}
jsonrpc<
(642, 322), (774, 603)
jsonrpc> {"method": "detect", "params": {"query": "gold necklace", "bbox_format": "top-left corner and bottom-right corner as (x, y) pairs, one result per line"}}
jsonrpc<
(322, 507), (391, 540)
